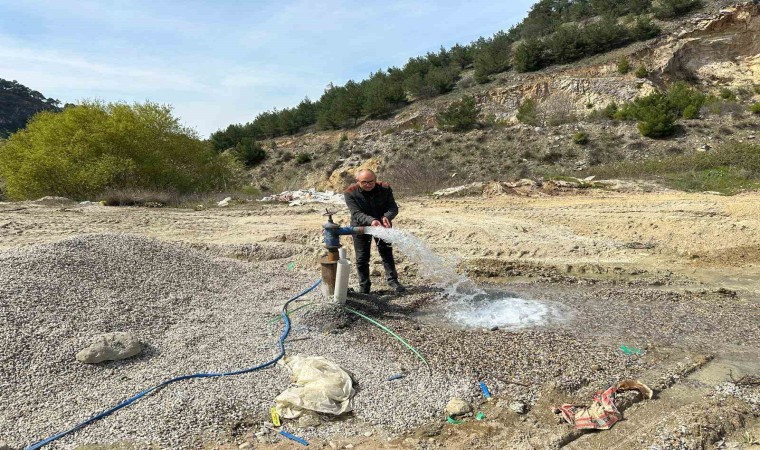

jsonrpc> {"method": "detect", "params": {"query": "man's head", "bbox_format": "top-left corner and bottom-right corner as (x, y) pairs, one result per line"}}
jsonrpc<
(355, 169), (377, 192)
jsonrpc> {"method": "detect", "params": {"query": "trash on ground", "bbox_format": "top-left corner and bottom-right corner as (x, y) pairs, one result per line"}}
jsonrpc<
(446, 416), (463, 425)
(275, 355), (355, 419)
(270, 406), (281, 427)
(387, 373), (405, 381)
(554, 379), (653, 430)
(620, 345), (644, 355)
(476, 412), (486, 420)
(260, 189), (346, 206)
(431, 182), (484, 198)
(278, 430), (309, 446)
(616, 379), (653, 399)
(479, 382), (492, 400)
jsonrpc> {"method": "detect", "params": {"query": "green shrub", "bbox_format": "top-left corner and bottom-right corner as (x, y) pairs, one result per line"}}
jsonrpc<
(618, 92), (677, 137)
(295, 152), (312, 164)
(0, 101), (239, 200)
(617, 83), (705, 137)
(572, 132), (590, 145)
(666, 82), (706, 118)
(617, 57), (631, 74)
(436, 95), (480, 132)
(636, 105), (677, 138)
(754, 85), (760, 95)
(516, 98), (539, 125)
(634, 65), (648, 78)
(719, 88), (736, 101)
(751, 103), (760, 115)
(234, 139), (266, 167)
(588, 102), (619, 121)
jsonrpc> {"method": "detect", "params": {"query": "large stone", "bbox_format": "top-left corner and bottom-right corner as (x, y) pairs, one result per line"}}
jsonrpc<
(445, 397), (471, 417)
(509, 401), (527, 414)
(76, 332), (142, 364)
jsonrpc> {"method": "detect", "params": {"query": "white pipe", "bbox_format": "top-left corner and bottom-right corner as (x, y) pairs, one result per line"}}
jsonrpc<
(334, 250), (350, 304)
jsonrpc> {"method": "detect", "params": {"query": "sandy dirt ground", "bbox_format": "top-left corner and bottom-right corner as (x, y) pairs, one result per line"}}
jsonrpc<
(2, 188), (759, 449)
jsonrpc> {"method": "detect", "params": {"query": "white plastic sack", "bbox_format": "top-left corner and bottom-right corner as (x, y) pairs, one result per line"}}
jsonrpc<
(275, 355), (355, 419)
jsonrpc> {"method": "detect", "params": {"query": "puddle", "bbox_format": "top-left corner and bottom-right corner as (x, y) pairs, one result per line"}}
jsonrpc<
(415, 288), (571, 330)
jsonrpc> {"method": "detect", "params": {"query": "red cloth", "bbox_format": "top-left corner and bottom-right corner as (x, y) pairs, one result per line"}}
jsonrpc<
(556, 386), (621, 430)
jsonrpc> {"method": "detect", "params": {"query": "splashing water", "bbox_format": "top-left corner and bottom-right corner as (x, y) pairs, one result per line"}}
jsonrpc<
(363, 227), (564, 329)
(365, 227), (483, 299)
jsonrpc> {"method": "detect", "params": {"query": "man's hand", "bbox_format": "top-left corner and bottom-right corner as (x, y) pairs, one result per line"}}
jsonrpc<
(382, 217), (392, 228)
(371, 219), (382, 227)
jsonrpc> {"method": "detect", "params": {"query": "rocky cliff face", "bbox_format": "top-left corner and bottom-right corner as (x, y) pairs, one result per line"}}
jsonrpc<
(251, 2), (760, 193)
(459, 2), (760, 124)
(655, 3), (760, 86)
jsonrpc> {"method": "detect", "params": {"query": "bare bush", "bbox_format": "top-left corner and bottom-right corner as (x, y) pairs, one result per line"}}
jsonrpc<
(99, 188), (181, 207)
(384, 158), (452, 197)
(538, 93), (579, 126)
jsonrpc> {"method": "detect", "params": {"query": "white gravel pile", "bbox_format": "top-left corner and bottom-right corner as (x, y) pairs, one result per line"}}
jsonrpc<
(0, 234), (470, 449)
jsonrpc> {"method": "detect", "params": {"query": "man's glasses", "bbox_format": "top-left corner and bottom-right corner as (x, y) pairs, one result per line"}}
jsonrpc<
(358, 179), (376, 185)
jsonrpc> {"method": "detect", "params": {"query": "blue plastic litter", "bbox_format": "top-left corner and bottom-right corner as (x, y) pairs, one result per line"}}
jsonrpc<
(479, 381), (492, 399)
(279, 430), (309, 446)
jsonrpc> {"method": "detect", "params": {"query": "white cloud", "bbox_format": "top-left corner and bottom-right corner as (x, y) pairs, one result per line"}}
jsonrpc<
(0, 40), (211, 94)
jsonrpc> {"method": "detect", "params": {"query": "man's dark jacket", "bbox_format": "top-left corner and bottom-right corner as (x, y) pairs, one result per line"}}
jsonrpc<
(344, 182), (398, 227)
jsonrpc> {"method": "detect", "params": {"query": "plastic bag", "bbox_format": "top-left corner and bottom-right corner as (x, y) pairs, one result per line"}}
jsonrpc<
(275, 355), (355, 418)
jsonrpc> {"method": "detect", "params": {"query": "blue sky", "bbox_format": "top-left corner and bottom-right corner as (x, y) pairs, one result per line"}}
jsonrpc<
(0, 0), (534, 137)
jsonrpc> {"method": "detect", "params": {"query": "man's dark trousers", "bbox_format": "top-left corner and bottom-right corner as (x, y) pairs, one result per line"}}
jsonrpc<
(353, 234), (398, 292)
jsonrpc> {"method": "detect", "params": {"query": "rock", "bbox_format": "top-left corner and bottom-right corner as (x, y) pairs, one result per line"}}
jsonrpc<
(0, 442), (10, 450)
(697, 144), (712, 152)
(363, 431), (373, 437)
(34, 196), (74, 204)
(445, 397), (471, 416)
(217, 197), (232, 207)
(509, 401), (527, 414)
(295, 411), (321, 428)
(328, 442), (338, 450)
(76, 332), (141, 364)
(238, 443), (251, 449)
(345, 445), (354, 449)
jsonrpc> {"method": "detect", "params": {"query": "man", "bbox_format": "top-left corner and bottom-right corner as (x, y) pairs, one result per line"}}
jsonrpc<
(345, 169), (406, 294)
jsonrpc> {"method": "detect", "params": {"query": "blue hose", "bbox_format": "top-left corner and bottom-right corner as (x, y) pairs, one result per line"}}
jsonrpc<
(25, 279), (322, 450)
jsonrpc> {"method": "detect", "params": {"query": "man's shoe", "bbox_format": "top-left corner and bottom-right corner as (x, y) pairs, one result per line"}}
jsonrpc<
(359, 285), (371, 294)
(388, 280), (406, 293)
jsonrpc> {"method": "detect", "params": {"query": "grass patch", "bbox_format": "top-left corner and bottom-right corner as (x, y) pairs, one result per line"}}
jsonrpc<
(588, 142), (760, 194)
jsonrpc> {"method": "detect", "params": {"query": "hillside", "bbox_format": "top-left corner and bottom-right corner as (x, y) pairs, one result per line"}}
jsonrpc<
(0, 79), (61, 138)
(245, 1), (759, 195)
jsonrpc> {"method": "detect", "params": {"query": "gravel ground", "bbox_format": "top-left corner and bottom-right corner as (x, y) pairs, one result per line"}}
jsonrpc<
(2, 233), (758, 449)
(0, 234), (470, 449)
